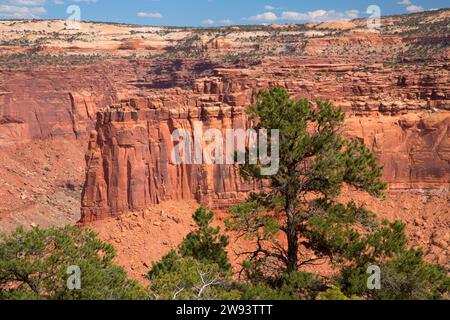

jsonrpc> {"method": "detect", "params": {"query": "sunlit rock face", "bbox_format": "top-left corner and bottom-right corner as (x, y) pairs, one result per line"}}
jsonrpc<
(80, 56), (449, 222)
(80, 104), (257, 223)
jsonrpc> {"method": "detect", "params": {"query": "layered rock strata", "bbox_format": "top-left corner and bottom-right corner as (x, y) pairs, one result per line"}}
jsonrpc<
(81, 102), (259, 222)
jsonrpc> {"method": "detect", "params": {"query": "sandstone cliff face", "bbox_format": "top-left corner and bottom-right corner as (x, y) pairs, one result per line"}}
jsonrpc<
(194, 57), (450, 112)
(80, 110), (449, 223)
(80, 56), (449, 223)
(81, 103), (257, 223)
(345, 114), (449, 190)
(1, 57), (447, 146)
(0, 65), (118, 144)
(0, 59), (225, 145)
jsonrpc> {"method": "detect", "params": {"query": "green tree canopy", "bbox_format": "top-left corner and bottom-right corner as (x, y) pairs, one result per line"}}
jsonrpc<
(0, 226), (146, 300)
(339, 247), (450, 300)
(148, 257), (240, 300)
(147, 208), (237, 300)
(148, 207), (231, 281)
(179, 207), (231, 272)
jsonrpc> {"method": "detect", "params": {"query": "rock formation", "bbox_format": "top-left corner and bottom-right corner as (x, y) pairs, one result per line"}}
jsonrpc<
(0, 10), (448, 277)
(81, 102), (256, 222)
(80, 56), (449, 222)
(0, 10), (448, 239)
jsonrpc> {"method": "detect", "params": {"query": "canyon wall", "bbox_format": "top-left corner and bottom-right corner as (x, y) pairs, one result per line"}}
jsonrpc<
(81, 104), (257, 222)
(0, 59), (225, 145)
(0, 59), (248, 230)
(0, 65), (119, 144)
(0, 11), (448, 227)
(80, 57), (450, 223)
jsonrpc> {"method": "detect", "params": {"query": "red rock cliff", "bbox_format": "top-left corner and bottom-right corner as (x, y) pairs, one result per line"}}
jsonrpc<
(81, 102), (258, 223)
(80, 57), (449, 223)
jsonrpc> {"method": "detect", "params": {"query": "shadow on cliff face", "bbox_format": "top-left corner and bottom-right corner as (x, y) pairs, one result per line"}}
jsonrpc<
(135, 59), (226, 90)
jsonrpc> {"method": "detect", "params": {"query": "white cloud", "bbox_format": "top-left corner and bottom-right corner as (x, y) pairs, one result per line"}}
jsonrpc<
(398, 0), (425, 13)
(219, 19), (232, 25)
(345, 9), (359, 19)
(281, 9), (359, 22)
(264, 5), (274, 10)
(0, 4), (46, 18)
(137, 11), (163, 18)
(201, 19), (214, 25)
(7, 0), (46, 5)
(248, 12), (278, 21)
(406, 4), (424, 12)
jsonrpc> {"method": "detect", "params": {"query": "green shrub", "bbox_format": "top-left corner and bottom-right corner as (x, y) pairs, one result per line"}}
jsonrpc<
(0, 226), (146, 300)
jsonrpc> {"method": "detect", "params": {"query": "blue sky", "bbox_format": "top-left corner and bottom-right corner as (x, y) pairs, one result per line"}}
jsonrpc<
(0, 0), (448, 26)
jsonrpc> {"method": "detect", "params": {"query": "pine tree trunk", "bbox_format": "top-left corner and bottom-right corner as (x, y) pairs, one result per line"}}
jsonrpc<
(286, 200), (298, 273)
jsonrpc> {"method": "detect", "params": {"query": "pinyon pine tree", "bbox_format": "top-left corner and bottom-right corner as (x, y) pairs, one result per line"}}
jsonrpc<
(147, 207), (238, 300)
(226, 88), (450, 301)
(0, 226), (146, 300)
(179, 207), (231, 272)
(226, 87), (388, 276)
